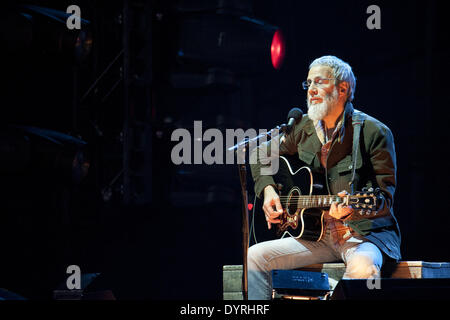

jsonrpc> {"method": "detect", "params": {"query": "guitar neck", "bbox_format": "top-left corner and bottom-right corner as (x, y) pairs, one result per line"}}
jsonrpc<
(294, 195), (347, 209)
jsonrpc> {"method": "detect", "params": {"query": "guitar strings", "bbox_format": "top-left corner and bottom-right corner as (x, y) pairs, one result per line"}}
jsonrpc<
(277, 195), (375, 207)
(278, 195), (374, 198)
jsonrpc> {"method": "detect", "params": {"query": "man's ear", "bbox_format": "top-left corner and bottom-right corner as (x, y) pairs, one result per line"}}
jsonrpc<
(338, 82), (350, 98)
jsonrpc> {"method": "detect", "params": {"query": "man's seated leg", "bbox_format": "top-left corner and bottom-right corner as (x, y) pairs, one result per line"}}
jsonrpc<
(247, 236), (337, 300)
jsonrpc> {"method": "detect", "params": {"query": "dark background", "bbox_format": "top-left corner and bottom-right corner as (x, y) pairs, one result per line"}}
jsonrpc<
(0, 0), (449, 300)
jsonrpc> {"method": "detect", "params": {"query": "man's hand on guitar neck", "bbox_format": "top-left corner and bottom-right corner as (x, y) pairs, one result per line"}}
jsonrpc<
(329, 190), (354, 220)
(263, 185), (283, 230)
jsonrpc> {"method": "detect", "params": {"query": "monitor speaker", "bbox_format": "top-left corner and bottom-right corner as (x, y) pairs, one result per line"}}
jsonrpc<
(331, 278), (450, 300)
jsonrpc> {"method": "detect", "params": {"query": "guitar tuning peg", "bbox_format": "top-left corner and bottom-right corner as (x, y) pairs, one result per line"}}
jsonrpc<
(366, 209), (372, 215)
(359, 210), (365, 215)
(362, 187), (368, 192)
(368, 187), (374, 192)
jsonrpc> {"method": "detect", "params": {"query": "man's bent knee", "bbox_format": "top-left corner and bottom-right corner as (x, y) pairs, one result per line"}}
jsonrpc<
(344, 254), (380, 279)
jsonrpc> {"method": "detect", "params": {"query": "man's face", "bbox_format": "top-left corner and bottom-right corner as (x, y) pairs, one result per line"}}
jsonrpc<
(306, 65), (339, 121)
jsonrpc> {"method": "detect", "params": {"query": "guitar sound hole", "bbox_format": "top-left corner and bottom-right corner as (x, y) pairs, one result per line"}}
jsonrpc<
(287, 189), (300, 215)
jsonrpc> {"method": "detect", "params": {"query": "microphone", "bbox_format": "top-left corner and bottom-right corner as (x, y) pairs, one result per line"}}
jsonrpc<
(285, 107), (303, 134)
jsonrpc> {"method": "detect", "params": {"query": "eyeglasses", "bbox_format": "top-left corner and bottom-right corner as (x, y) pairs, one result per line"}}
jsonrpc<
(302, 78), (335, 90)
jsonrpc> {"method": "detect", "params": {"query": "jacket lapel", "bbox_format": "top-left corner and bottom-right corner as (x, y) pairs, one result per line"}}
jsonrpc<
(297, 119), (322, 168)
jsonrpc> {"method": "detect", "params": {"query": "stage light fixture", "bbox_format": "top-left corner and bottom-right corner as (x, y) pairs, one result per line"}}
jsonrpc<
(1, 126), (90, 184)
(271, 29), (285, 70)
(2, 5), (93, 63)
(23, 4), (93, 63)
(175, 14), (286, 73)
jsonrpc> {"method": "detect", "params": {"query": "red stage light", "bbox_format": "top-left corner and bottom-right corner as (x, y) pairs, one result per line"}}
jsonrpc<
(248, 203), (254, 211)
(271, 29), (285, 70)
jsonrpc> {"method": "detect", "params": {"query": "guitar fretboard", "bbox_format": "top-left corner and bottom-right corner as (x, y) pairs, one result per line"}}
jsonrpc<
(280, 194), (376, 210)
(280, 195), (347, 209)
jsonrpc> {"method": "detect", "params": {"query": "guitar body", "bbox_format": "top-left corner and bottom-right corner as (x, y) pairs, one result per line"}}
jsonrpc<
(274, 155), (327, 242)
(252, 154), (378, 244)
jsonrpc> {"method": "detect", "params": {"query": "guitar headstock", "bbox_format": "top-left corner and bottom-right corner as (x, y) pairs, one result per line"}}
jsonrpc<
(348, 187), (381, 215)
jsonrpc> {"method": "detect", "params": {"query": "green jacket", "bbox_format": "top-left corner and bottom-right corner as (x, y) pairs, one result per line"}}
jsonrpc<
(250, 103), (401, 260)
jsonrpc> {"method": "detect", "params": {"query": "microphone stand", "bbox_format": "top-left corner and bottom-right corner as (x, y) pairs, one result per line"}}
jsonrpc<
(228, 125), (286, 300)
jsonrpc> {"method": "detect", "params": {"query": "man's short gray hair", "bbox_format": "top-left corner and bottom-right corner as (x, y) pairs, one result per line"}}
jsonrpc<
(309, 55), (356, 102)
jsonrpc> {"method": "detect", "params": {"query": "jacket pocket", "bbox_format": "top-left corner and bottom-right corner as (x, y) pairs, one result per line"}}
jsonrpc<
(336, 154), (362, 175)
(297, 147), (315, 166)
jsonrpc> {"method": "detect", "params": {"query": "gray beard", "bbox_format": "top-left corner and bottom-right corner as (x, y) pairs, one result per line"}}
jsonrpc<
(307, 102), (332, 121)
(307, 89), (338, 121)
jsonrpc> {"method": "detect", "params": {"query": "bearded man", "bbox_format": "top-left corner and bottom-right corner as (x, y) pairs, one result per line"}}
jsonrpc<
(247, 55), (401, 300)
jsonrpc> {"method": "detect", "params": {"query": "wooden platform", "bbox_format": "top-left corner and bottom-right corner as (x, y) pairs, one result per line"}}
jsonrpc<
(299, 261), (450, 279)
(223, 261), (450, 300)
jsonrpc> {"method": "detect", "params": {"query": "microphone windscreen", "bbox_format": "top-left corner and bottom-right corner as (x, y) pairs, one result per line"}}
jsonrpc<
(287, 107), (303, 121)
